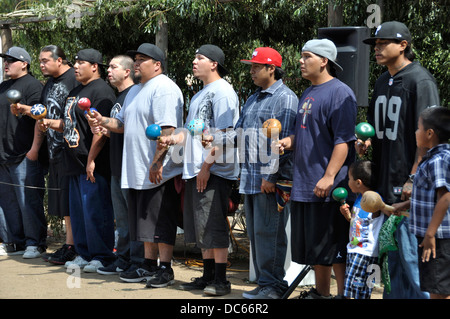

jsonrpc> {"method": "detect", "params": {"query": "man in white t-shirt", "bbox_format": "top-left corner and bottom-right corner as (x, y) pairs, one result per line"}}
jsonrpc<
(159, 44), (239, 296)
(87, 44), (184, 288)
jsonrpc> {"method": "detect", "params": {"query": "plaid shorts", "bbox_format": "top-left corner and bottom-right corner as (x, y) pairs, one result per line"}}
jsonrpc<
(344, 252), (379, 299)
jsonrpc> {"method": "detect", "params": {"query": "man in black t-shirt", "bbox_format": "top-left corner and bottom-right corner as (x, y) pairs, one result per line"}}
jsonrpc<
(40, 48), (116, 272)
(359, 21), (440, 299)
(16, 45), (79, 264)
(0, 47), (46, 258)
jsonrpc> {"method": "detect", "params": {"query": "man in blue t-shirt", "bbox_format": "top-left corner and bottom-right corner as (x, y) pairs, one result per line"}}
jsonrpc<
(279, 39), (357, 299)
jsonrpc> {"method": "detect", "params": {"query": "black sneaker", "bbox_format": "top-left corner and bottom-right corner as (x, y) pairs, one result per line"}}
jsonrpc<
(119, 263), (157, 283)
(204, 279), (231, 296)
(97, 262), (127, 275)
(146, 265), (175, 288)
(48, 245), (77, 265)
(179, 277), (211, 291)
(42, 244), (68, 262)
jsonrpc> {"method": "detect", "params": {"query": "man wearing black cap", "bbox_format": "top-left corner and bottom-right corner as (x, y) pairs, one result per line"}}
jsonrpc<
(158, 44), (239, 296)
(359, 21), (440, 299)
(86, 43), (183, 287)
(40, 48), (116, 272)
(0, 46), (46, 258)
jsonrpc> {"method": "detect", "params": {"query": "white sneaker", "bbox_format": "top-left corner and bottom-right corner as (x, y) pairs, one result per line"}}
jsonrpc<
(23, 246), (45, 259)
(83, 260), (104, 273)
(65, 255), (89, 269)
(0, 243), (7, 256)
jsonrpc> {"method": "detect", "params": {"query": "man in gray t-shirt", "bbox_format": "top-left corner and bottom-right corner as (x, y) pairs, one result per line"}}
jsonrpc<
(87, 44), (183, 288)
(159, 45), (239, 296)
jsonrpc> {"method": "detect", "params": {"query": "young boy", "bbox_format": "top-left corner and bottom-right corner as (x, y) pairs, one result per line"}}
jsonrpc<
(409, 106), (450, 299)
(339, 161), (384, 299)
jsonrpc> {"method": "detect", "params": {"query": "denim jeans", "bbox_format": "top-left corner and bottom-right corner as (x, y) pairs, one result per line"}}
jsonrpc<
(383, 217), (429, 299)
(69, 173), (115, 264)
(244, 193), (289, 294)
(110, 175), (144, 265)
(0, 157), (46, 248)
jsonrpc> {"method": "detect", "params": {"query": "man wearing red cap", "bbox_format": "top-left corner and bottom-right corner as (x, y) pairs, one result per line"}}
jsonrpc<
(237, 47), (298, 299)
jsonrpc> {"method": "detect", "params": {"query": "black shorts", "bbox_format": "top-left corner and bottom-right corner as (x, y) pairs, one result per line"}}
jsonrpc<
(417, 237), (450, 295)
(128, 178), (180, 245)
(47, 159), (70, 218)
(290, 201), (349, 265)
(183, 174), (232, 249)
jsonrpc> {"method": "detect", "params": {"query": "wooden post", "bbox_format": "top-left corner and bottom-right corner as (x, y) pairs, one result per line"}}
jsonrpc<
(328, 0), (343, 27)
(155, 15), (168, 72)
(1, 25), (13, 81)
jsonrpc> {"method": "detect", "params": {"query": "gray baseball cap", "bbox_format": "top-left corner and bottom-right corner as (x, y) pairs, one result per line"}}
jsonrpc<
(0, 46), (31, 64)
(302, 39), (343, 72)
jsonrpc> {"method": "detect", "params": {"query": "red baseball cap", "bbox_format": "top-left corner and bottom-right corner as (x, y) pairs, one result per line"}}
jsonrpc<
(240, 47), (282, 67)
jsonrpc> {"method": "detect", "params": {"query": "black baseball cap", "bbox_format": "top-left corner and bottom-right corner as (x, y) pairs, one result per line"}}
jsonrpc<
(0, 46), (31, 64)
(363, 21), (412, 45)
(195, 44), (228, 75)
(74, 48), (105, 66)
(127, 43), (165, 64)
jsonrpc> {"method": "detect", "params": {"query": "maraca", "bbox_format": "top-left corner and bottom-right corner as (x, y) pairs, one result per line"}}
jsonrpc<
(78, 97), (94, 116)
(332, 187), (348, 205)
(355, 122), (375, 146)
(145, 124), (162, 141)
(6, 89), (22, 117)
(360, 190), (409, 217)
(187, 119), (205, 136)
(262, 118), (283, 155)
(30, 103), (47, 122)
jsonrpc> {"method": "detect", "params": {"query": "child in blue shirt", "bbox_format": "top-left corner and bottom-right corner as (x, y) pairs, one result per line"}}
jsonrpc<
(339, 160), (384, 299)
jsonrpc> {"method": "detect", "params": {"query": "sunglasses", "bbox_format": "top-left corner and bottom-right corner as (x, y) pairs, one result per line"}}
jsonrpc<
(4, 57), (21, 63)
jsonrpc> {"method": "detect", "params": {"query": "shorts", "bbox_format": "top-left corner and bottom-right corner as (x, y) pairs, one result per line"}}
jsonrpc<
(344, 252), (379, 299)
(183, 174), (232, 249)
(128, 178), (180, 245)
(290, 201), (349, 265)
(417, 237), (450, 295)
(47, 159), (70, 218)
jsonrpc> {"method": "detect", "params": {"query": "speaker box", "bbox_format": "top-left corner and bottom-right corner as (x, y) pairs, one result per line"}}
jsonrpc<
(318, 26), (370, 107)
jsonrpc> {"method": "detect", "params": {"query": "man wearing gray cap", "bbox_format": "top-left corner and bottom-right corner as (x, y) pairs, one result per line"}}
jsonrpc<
(0, 46), (47, 258)
(279, 38), (357, 299)
(358, 21), (439, 299)
(87, 43), (184, 287)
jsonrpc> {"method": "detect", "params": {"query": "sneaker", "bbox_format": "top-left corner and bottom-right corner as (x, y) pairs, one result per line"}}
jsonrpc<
(65, 255), (89, 269)
(23, 246), (46, 259)
(204, 279), (231, 296)
(97, 262), (126, 275)
(179, 277), (211, 291)
(119, 263), (157, 283)
(242, 286), (262, 299)
(0, 243), (8, 256)
(245, 286), (281, 299)
(146, 265), (175, 288)
(83, 260), (104, 273)
(48, 245), (77, 265)
(4, 243), (25, 256)
(298, 288), (333, 299)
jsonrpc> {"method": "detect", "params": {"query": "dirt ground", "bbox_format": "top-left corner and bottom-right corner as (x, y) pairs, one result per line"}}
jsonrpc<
(0, 227), (382, 301)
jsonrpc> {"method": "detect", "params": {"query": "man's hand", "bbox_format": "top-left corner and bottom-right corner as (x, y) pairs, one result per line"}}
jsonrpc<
(261, 179), (275, 194)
